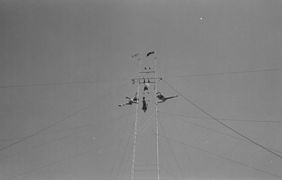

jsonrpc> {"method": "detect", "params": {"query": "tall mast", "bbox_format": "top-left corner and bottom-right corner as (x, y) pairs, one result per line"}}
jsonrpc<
(154, 56), (160, 180)
(130, 59), (140, 180)
(126, 51), (163, 180)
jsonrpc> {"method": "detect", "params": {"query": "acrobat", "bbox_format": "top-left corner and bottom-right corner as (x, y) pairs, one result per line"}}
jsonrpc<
(118, 92), (139, 107)
(142, 96), (148, 112)
(156, 92), (178, 103)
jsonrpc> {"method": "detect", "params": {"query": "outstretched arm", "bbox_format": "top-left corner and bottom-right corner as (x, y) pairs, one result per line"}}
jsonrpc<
(165, 95), (178, 100)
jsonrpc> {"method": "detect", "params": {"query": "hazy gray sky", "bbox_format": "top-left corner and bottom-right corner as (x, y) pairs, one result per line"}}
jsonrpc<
(0, 0), (282, 180)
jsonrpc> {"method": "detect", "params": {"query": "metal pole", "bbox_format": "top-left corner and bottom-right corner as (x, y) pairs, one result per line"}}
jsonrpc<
(130, 61), (140, 180)
(154, 57), (160, 180)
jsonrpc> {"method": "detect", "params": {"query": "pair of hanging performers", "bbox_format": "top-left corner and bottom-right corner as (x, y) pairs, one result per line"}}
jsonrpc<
(119, 91), (177, 112)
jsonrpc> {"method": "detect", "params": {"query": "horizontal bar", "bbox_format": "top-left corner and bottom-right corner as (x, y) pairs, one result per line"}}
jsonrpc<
(132, 77), (162, 80)
(139, 71), (155, 73)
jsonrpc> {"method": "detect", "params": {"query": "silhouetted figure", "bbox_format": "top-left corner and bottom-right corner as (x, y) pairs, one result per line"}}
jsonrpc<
(144, 85), (149, 92)
(142, 79), (149, 94)
(118, 93), (139, 107)
(144, 82), (149, 92)
(156, 92), (178, 103)
(142, 97), (148, 112)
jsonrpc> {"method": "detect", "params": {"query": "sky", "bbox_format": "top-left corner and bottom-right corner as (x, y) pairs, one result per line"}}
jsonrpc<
(0, 0), (282, 179)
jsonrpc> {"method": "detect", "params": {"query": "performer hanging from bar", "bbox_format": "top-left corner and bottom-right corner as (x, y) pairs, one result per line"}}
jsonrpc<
(142, 96), (148, 112)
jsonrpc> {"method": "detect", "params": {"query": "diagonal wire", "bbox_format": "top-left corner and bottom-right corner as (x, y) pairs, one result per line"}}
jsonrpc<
(0, 101), (96, 153)
(0, 122), (95, 148)
(158, 143), (178, 180)
(0, 112), (134, 164)
(158, 111), (282, 155)
(0, 123), (95, 162)
(0, 78), (129, 89)
(108, 135), (126, 180)
(158, 119), (184, 180)
(115, 133), (132, 180)
(171, 67), (282, 79)
(157, 133), (282, 179)
(0, 80), (99, 88)
(4, 96), (134, 179)
(109, 112), (134, 180)
(162, 79), (282, 159)
(159, 111), (282, 123)
(0, 77), (131, 154)
(6, 142), (95, 180)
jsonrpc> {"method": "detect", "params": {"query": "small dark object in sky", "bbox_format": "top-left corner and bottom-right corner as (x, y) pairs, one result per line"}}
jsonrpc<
(132, 53), (140, 58)
(132, 53), (141, 61)
(146, 51), (155, 57)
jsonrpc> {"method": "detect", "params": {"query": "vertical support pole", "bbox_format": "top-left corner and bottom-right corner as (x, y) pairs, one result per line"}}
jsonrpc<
(154, 58), (160, 180)
(130, 61), (140, 180)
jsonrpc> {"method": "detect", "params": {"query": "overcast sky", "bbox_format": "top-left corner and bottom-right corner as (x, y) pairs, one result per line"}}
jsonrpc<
(0, 0), (282, 180)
